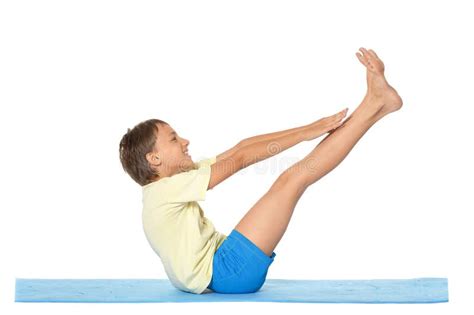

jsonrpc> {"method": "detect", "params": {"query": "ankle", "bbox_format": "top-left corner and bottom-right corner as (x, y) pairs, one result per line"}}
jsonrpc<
(351, 97), (384, 122)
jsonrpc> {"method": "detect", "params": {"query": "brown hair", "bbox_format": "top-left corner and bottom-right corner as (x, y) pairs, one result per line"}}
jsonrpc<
(119, 118), (169, 186)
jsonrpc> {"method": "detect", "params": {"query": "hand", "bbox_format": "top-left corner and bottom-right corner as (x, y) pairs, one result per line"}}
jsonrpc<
(303, 108), (349, 141)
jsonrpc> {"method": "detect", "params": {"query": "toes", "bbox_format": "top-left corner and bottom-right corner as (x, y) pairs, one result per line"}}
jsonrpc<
(368, 49), (379, 60)
(360, 48), (373, 61)
(357, 48), (379, 71)
(356, 52), (369, 67)
(360, 48), (375, 64)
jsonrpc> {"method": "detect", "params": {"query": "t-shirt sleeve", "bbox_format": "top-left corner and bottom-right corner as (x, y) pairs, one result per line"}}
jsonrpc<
(194, 156), (217, 168)
(162, 158), (215, 203)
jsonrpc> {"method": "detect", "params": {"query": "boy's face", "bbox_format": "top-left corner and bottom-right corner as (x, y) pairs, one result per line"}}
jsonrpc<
(151, 123), (194, 177)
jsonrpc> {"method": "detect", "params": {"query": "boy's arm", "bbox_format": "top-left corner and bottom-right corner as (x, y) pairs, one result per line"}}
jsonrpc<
(207, 126), (308, 190)
(215, 125), (308, 164)
(236, 109), (348, 168)
(237, 125), (308, 169)
(209, 108), (348, 190)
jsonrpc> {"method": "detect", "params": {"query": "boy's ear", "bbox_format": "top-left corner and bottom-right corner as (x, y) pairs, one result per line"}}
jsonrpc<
(146, 152), (161, 165)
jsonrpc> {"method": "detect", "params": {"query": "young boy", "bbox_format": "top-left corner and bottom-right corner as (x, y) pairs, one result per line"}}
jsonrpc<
(119, 47), (403, 294)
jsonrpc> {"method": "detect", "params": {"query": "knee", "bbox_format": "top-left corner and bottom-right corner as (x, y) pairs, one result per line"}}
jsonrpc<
(272, 169), (309, 194)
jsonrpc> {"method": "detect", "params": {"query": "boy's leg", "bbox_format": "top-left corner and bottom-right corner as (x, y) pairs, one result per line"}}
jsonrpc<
(234, 48), (403, 257)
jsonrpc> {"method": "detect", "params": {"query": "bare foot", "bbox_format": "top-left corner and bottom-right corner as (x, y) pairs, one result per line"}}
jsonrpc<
(356, 47), (403, 118)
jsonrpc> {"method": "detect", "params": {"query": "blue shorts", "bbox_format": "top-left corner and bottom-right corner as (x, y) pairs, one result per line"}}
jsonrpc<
(207, 229), (276, 294)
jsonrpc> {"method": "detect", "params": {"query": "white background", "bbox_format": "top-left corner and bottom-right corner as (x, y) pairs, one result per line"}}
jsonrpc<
(1, 0), (473, 313)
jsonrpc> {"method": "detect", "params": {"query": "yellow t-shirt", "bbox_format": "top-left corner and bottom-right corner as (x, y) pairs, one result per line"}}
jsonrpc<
(142, 156), (227, 294)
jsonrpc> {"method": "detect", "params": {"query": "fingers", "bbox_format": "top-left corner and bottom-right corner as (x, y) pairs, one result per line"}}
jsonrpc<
(328, 108), (348, 128)
(333, 108), (348, 118)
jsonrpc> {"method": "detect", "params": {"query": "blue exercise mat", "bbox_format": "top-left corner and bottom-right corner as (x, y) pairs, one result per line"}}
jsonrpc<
(15, 277), (448, 303)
